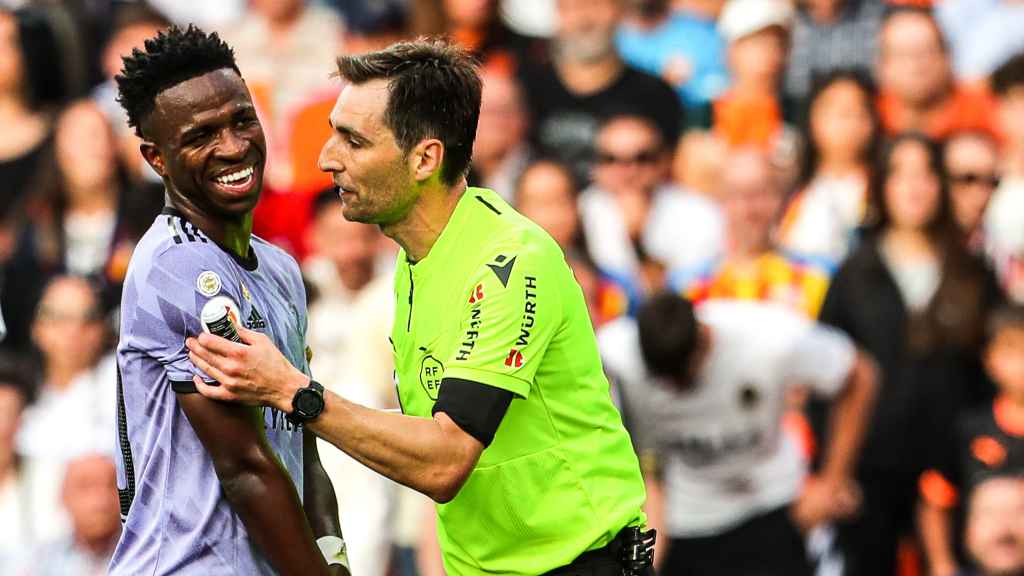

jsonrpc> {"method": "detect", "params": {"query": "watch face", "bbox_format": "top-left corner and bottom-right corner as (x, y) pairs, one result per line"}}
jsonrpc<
(296, 389), (323, 417)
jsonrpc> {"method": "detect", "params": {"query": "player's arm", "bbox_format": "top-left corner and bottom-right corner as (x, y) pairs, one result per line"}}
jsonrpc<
(177, 394), (331, 576)
(187, 243), (555, 503)
(303, 429), (350, 576)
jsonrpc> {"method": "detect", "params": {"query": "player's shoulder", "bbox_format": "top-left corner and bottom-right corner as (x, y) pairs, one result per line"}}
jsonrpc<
(250, 234), (301, 276)
(130, 210), (227, 278)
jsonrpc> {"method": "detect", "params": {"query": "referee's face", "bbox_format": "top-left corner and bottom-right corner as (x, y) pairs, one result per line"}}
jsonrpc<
(320, 80), (418, 226)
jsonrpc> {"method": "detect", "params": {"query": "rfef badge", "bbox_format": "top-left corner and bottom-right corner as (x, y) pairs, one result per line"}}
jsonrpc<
(420, 355), (444, 401)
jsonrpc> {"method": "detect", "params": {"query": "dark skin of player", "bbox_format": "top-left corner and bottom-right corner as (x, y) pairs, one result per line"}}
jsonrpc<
(139, 68), (346, 576)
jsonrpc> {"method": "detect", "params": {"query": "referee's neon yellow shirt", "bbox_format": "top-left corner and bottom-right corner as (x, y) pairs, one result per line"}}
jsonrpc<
(391, 187), (647, 575)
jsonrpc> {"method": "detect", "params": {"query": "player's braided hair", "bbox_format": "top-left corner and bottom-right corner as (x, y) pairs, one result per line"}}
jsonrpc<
(115, 24), (240, 138)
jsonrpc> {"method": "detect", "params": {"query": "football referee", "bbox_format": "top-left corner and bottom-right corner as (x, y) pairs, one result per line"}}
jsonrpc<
(186, 39), (652, 575)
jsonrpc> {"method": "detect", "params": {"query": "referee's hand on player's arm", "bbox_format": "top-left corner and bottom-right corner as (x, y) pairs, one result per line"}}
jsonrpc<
(186, 323), (307, 412)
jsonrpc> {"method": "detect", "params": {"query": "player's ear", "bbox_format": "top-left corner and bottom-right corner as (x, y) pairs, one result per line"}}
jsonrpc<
(140, 141), (166, 178)
(410, 138), (444, 183)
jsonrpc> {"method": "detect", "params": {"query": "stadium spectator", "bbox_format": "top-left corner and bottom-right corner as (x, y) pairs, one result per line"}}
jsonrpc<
(519, 0), (682, 183)
(784, 0), (885, 102)
(615, 0), (728, 108)
(335, 0), (409, 55)
(779, 69), (881, 268)
(671, 129), (726, 199)
(670, 147), (829, 318)
(943, 130), (1001, 254)
(221, 0), (345, 191)
(20, 454), (120, 576)
(962, 476), (1024, 576)
(986, 53), (1024, 302)
(707, 0), (797, 151)
(469, 68), (531, 201)
(579, 114), (723, 303)
(515, 158), (633, 323)
(936, 0), (1024, 82)
(4, 101), (162, 334)
(413, 0), (546, 73)
(91, 2), (170, 184)
(601, 292), (875, 575)
(818, 132), (1004, 576)
(0, 8), (56, 218)
(17, 276), (115, 464)
(303, 190), (397, 576)
(918, 305), (1024, 576)
(0, 356), (65, 569)
(514, 159), (584, 256)
(145, 0), (245, 31)
(875, 8), (996, 139)
(0, 5), (76, 352)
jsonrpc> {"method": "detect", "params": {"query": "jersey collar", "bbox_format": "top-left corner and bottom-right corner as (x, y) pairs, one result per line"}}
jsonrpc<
(161, 206), (259, 272)
(406, 188), (479, 277)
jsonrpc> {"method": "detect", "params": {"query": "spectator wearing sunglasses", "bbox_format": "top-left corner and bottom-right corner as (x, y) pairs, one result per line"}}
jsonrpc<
(578, 114), (723, 311)
(943, 130), (1001, 255)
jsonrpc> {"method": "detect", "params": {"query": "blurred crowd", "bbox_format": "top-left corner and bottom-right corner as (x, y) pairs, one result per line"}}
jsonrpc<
(1, 0), (1024, 575)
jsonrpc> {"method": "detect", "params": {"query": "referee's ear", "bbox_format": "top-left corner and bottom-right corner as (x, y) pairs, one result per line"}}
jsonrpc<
(410, 137), (444, 184)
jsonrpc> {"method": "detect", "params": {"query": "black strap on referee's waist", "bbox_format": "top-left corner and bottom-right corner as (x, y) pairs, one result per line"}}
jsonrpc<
(543, 526), (656, 576)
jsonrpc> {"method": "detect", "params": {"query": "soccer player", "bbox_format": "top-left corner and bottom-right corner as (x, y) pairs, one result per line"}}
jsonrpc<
(604, 293), (876, 575)
(186, 39), (652, 575)
(110, 26), (346, 575)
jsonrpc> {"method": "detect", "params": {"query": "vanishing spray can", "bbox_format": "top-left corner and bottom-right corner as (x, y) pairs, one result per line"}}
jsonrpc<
(201, 296), (242, 343)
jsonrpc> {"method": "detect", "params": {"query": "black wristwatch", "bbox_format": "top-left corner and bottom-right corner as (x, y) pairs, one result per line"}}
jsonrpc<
(286, 380), (325, 426)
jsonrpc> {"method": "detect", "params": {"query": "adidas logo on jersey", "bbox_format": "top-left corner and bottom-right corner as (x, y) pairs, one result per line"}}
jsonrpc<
(246, 307), (267, 330)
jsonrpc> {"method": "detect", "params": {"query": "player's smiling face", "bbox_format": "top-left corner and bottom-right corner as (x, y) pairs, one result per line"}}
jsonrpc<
(319, 79), (418, 226)
(141, 68), (266, 219)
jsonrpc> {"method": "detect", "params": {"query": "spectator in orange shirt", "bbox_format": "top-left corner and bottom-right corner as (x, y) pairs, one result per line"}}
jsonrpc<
(876, 7), (997, 140)
(710, 0), (798, 152)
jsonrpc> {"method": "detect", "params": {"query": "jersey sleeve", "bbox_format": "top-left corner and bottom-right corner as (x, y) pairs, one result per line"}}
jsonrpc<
(781, 321), (856, 398)
(441, 240), (563, 399)
(125, 245), (242, 389)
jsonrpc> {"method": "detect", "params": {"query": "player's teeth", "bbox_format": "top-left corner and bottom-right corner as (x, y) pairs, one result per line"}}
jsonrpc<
(215, 166), (253, 184)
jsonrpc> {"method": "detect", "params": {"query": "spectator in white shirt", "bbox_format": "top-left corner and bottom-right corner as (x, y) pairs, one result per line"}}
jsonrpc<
(17, 276), (115, 463)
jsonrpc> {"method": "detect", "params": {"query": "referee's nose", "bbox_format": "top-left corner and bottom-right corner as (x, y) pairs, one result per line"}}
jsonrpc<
(318, 132), (343, 175)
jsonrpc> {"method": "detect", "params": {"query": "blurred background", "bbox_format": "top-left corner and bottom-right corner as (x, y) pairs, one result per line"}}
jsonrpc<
(1, 0), (1024, 575)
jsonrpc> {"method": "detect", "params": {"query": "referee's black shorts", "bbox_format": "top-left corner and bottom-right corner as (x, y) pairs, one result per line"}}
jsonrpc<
(661, 506), (812, 576)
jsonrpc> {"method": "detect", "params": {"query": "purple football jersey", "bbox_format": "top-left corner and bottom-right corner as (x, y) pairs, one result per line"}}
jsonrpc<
(110, 209), (309, 575)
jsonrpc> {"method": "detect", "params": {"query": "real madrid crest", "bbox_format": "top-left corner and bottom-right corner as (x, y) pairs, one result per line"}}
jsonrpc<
(196, 270), (222, 297)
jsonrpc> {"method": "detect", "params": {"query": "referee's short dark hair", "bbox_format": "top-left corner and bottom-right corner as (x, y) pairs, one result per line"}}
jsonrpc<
(115, 24), (240, 138)
(637, 291), (700, 388)
(334, 38), (482, 187)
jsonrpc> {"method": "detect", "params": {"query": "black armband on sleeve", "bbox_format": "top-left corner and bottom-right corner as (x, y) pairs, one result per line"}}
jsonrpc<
(432, 378), (514, 447)
(170, 379), (219, 394)
(171, 379), (198, 394)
